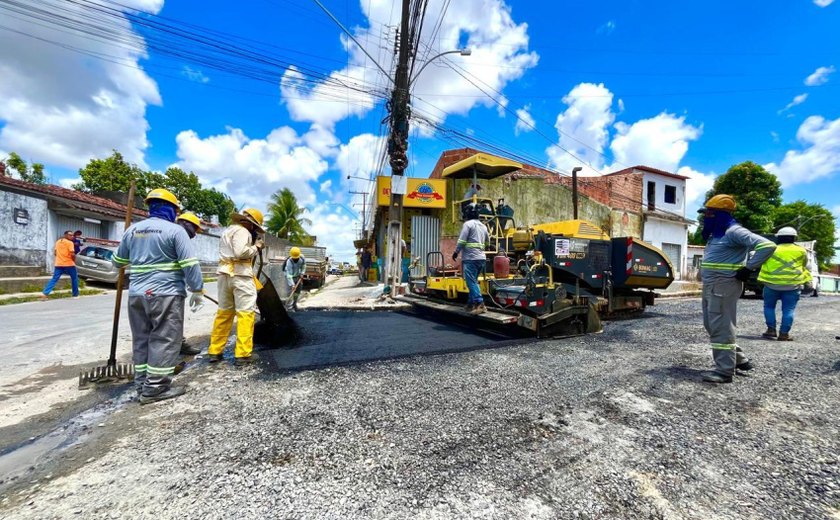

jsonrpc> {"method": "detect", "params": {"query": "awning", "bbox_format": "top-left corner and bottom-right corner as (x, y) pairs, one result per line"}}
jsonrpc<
(441, 153), (522, 179)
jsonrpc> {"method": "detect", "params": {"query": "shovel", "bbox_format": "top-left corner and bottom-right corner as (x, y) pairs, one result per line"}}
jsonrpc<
(79, 182), (137, 389)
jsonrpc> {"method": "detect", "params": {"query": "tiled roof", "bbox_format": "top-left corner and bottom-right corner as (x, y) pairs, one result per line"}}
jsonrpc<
(0, 175), (148, 219)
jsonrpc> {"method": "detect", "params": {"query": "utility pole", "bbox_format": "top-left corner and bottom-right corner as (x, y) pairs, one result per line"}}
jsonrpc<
(384, 0), (412, 291)
(349, 190), (367, 239)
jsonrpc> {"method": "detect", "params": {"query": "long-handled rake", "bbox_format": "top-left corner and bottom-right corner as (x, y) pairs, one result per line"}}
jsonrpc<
(79, 183), (137, 389)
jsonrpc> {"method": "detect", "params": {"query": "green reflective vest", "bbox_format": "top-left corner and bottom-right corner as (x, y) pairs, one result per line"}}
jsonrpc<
(757, 243), (812, 286)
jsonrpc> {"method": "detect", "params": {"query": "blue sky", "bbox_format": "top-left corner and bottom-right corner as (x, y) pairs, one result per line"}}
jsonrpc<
(1, 0), (838, 260)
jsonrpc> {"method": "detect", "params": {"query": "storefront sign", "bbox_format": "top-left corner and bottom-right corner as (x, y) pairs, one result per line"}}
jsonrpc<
(13, 208), (29, 225)
(377, 177), (446, 208)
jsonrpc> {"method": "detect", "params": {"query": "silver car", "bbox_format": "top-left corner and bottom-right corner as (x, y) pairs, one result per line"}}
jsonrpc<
(76, 245), (126, 285)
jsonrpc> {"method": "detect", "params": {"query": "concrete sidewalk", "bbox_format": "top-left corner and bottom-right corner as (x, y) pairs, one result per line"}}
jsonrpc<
(297, 275), (411, 310)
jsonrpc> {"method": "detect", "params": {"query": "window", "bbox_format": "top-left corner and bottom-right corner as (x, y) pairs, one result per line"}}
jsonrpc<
(664, 185), (677, 204)
(646, 181), (656, 210)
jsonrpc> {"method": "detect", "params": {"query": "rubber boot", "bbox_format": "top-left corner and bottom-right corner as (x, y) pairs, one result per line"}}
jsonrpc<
(234, 310), (256, 359)
(761, 327), (777, 339)
(139, 385), (186, 405)
(736, 360), (755, 371)
(463, 303), (475, 312)
(180, 339), (201, 356)
(208, 310), (235, 356)
(777, 332), (793, 341)
(702, 371), (733, 384)
(470, 303), (487, 315)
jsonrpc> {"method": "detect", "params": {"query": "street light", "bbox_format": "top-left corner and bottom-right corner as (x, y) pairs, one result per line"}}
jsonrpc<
(409, 48), (472, 86)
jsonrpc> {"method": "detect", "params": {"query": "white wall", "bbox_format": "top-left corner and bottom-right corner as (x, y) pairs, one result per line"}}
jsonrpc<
(643, 218), (688, 275)
(642, 172), (686, 216)
(0, 191), (49, 269)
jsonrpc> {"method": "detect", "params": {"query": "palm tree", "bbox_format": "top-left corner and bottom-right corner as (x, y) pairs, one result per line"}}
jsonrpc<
(266, 188), (312, 243)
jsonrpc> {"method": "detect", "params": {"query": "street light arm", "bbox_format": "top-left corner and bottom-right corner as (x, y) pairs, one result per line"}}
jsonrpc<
(409, 49), (471, 86)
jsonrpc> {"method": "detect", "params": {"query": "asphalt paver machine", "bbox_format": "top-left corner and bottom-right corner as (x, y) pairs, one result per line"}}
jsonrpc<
(406, 153), (675, 338)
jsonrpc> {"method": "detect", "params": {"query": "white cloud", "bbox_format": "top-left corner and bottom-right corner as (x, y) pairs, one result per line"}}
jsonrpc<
(182, 66), (209, 84)
(514, 105), (535, 135)
(319, 179), (333, 194)
(597, 20), (616, 35)
(778, 93), (808, 114)
(285, 0), (538, 129)
(814, 0), (834, 7)
(59, 177), (81, 189)
(677, 166), (716, 213)
(770, 131), (780, 142)
(610, 113), (702, 173)
(305, 204), (360, 262)
(764, 115), (840, 187)
(804, 65), (835, 86)
(173, 125), (329, 211)
(0, 0), (162, 169)
(546, 82), (614, 175)
(335, 133), (384, 196)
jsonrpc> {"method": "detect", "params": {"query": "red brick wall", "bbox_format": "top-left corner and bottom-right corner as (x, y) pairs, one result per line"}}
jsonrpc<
(427, 148), (643, 213)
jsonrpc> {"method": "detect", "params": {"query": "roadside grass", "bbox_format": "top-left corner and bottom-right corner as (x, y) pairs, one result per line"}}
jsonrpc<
(19, 278), (86, 293)
(0, 288), (104, 306)
(203, 277), (217, 283)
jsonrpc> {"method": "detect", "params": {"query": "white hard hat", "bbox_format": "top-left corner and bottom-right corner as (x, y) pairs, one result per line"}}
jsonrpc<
(776, 226), (798, 237)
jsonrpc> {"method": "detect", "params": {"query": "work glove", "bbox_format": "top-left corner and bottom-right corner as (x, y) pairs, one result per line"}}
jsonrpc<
(255, 238), (265, 250)
(189, 291), (205, 312)
(451, 252), (458, 262)
(734, 267), (753, 282)
(286, 274), (295, 287)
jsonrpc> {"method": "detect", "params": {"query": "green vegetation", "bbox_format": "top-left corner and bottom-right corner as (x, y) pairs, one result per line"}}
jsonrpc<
(266, 187), (313, 244)
(73, 150), (236, 225)
(690, 161), (836, 268)
(2, 152), (47, 184)
(0, 289), (104, 306)
(203, 276), (218, 283)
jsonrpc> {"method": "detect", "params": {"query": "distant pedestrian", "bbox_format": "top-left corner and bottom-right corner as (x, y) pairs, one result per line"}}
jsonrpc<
(361, 247), (372, 282)
(112, 189), (204, 404)
(758, 227), (812, 341)
(452, 203), (489, 315)
(698, 194), (776, 384)
(73, 230), (84, 254)
(41, 230), (79, 299)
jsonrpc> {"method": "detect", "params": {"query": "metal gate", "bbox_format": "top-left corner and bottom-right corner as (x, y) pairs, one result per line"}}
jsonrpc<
(56, 214), (108, 239)
(662, 242), (682, 277)
(410, 215), (439, 278)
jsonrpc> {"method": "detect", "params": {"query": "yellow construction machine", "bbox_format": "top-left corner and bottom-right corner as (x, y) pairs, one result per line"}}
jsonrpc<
(406, 153), (675, 337)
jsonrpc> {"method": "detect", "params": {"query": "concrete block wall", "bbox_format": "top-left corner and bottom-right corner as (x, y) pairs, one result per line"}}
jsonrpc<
(0, 191), (48, 268)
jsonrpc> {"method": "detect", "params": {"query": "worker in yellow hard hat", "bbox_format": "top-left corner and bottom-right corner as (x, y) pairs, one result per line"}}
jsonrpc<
(698, 193), (776, 384)
(208, 208), (265, 366)
(175, 211), (204, 357)
(112, 188), (203, 404)
(284, 246), (306, 311)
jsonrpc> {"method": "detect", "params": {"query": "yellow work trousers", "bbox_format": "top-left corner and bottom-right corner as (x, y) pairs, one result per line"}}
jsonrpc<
(209, 273), (258, 359)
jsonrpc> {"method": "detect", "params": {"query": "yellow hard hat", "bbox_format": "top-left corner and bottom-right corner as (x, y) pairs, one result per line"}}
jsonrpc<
(290, 246), (301, 259)
(242, 208), (264, 226)
(701, 194), (736, 213)
(145, 188), (180, 207)
(176, 211), (202, 231)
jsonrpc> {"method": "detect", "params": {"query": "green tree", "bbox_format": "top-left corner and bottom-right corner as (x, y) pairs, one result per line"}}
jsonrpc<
(266, 188), (312, 243)
(772, 201), (836, 269)
(706, 161), (782, 233)
(75, 150), (148, 193)
(198, 188), (236, 226)
(4, 153), (47, 184)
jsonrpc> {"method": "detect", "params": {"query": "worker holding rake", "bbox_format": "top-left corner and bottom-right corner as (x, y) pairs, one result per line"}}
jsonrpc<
(112, 189), (204, 404)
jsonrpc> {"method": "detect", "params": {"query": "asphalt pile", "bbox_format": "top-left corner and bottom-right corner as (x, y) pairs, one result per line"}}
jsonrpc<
(2, 297), (839, 519)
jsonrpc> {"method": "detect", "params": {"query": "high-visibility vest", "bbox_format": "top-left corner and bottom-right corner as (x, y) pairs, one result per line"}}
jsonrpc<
(757, 243), (812, 286)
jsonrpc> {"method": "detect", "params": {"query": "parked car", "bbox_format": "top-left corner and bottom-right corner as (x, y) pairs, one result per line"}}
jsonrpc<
(76, 245), (126, 285)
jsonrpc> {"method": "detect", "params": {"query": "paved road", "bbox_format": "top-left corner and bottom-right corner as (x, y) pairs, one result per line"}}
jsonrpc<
(2, 283), (218, 386)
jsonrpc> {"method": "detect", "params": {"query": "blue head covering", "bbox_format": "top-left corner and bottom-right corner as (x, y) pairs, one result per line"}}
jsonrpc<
(148, 200), (177, 223)
(701, 210), (736, 241)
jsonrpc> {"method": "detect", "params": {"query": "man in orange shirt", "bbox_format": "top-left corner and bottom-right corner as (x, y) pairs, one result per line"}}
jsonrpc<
(41, 230), (80, 299)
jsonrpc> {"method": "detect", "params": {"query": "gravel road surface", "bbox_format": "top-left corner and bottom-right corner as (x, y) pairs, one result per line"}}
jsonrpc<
(2, 296), (839, 519)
